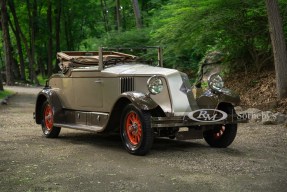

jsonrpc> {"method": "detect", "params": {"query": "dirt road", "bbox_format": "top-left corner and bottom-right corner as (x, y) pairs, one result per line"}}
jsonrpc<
(0, 86), (287, 192)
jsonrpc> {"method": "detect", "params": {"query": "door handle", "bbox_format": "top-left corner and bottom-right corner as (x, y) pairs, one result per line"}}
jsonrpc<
(94, 79), (103, 83)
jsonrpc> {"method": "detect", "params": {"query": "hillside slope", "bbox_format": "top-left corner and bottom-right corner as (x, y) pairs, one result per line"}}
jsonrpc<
(225, 71), (287, 114)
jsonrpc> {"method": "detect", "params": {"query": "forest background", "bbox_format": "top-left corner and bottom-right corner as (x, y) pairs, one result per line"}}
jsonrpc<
(0, 0), (287, 100)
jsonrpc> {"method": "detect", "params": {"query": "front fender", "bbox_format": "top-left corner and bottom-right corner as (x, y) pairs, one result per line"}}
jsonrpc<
(196, 88), (240, 108)
(35, 88), (64, 124)
(218, 89), (240, 106)
(120, 92), (158, 110)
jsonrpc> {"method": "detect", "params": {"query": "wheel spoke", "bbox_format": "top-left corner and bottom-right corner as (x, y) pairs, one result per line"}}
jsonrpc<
(44, 104), (53, 130)
(214, 125), (225, 139)
(125, 111), (143, 146)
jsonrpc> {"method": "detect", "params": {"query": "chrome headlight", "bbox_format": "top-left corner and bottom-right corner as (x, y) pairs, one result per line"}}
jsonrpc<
(147, 75), (163, 95)
(208, 73), (224, 91)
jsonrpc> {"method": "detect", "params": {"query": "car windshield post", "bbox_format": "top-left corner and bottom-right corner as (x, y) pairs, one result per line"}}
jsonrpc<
(158, 47), (163, 67)
(99, 47), (104, 70)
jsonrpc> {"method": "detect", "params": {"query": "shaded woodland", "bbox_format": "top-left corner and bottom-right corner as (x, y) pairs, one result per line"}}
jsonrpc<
(0, 0), (287, 98)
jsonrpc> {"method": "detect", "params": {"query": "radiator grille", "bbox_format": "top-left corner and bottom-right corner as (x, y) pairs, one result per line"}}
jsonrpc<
(121, 77), (134, 93)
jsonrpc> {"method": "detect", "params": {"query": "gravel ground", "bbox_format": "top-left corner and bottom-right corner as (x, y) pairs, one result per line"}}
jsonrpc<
(0, 86), (287, 192)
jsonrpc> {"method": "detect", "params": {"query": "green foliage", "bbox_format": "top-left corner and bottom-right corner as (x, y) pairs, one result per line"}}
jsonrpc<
(2, 0), (287, 85)
(36, 75), (48, 86)
(150, 0), (286, 73)
(80, 29), (151, 51)
(0, 90), (13, 100)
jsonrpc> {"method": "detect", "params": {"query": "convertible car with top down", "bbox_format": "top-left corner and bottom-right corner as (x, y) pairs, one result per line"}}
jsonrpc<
(34, 47), (246, 155)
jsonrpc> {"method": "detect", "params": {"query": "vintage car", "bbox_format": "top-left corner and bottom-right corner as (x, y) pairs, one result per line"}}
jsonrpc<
(34, 47), (246, 155)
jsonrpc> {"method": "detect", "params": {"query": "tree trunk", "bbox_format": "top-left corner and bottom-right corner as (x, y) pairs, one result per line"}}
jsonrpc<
(1, 0), (14, 85)
(0, 73), (3, 91)
(63, 4), (74, 50)
(54, 0), (61, 72)
(100, 0), (109, 32)
(19, 30), (36, 83)
(0, 49), (3, 89)
(266, 0), (287, 99)
(64, 10), (71, 50)
(116, 0), (121, 31)
(131, 0), (142, 29)
(11, 0), (36, 84)
(26, 0), (38, 84)
(7, 14), (21, 81)
(12, 57), (20, 80)
(47, 0), (53, 76)
(31, 0), (38, 80)
(0, 53), (3, 90)
(7, 0), (26, 81)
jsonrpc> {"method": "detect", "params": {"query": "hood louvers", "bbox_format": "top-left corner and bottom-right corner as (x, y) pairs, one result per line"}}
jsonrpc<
(121, 77), (134, 93)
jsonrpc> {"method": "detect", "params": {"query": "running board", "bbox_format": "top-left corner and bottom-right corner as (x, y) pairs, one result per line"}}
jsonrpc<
(54, 123), (104, 132)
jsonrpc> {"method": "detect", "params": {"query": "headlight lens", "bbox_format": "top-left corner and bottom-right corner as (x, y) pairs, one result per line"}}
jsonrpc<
(208, 73), (224, 91)
(147, 75), (163, 95)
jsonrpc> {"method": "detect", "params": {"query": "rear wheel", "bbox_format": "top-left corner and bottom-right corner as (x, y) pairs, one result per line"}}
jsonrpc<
(120, 104), (154, 155)
(203, 105), (237, 148)
(41, 101), (61, 138)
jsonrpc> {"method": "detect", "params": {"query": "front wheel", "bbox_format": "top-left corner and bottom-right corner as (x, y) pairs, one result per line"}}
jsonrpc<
(120, 104), (154, 155)
(41, 101), (61, 138)
(203, 105), (237, 148)
(203, 124), (237, 148)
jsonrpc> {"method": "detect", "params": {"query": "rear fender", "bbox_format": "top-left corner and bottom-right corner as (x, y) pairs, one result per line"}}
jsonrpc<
(35, 88), (64, 124)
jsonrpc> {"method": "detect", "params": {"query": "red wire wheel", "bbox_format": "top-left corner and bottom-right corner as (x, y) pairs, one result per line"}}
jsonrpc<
(120, 104), (153, 155)
(125, 111), (143, 146)
(213, 125), (226, 140)
(41, 101), (61, 138)
(44, 104), (53, 131)
(203, 106), (237, 148)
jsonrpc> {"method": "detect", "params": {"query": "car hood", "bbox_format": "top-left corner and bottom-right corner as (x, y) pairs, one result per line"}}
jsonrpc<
(103, 64), (178, 76)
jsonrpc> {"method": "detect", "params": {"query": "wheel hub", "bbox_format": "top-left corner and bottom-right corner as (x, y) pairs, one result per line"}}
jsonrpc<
(125, 111), (142, 145)
(44, 104), (53, 130)
(46, 114), (52, 121)
(131, 123), (138, 135)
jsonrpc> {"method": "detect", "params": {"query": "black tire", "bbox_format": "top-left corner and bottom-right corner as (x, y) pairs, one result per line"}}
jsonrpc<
(41, 101), (61, 138)
(120, 104), (154, 155)
(169, 136), (176, 140)
(203, 105), (237, 148)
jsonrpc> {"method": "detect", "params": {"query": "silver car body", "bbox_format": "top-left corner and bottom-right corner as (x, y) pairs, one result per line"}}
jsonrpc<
(35, 48), (245, 140)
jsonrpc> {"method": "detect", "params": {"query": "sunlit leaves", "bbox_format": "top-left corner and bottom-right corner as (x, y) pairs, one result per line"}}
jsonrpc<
(151, 0), (287, 72)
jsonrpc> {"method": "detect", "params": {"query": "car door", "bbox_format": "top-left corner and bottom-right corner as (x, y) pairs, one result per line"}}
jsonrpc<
(72, 71), (103, 111)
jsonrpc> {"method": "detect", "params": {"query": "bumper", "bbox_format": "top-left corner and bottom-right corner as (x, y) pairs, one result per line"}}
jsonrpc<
(151, 115), (248, 128)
